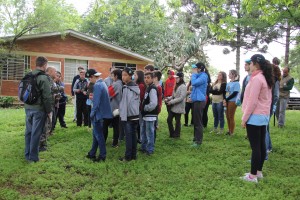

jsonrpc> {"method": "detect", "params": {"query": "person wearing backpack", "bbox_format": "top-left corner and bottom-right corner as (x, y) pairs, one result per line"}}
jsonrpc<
(24, 56), (53, 163)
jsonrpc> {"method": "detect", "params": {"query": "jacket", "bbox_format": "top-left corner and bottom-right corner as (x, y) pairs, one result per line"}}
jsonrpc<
(108, 79), (123, 112)
(279, 75), (294, 98)
(24, 69), (53, 113)
(169, 83), (187, 114)
(73, 78), (88, 99)
(119, 81), (140, 121)
(190, 72), (208, 102)
(164, 77), (176, 97)
(90, 79), (113, 121)
(142, 83), (158, 117)
(242, 70), (272, 123)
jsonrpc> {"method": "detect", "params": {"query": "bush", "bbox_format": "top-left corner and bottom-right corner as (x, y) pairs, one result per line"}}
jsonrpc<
(0, 96), (15, 108)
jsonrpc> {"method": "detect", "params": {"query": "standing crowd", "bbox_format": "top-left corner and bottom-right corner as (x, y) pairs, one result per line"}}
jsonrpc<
(24, 54), (294, 183)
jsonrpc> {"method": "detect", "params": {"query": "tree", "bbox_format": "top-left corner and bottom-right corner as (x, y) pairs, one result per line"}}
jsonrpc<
(0, 0), (82, 52)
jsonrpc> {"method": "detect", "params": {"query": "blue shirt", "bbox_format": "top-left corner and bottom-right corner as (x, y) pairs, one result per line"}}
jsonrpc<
(226, 81), (240, 102)
(247, 114), (270, 126)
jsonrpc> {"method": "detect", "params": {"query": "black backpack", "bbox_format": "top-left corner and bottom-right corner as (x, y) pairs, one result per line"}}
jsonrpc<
(18, 71), (44, 105)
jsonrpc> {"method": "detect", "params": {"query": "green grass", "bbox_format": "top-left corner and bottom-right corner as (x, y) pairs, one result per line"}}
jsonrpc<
(0, 105), (299, 199)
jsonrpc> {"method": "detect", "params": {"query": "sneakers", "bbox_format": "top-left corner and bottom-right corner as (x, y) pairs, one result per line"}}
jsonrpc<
(240, 173), (258, 183)
(111, 144), (119, 148)
(93, 157), (106, 162)
(191, 142), (201, 148)
(244, 172), (263, 179)
(86, 154), (96, 160)
(209, 129), (218, 134)
(119, 157), (131, 162)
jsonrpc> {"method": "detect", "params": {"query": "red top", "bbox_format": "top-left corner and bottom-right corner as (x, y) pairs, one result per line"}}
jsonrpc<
(156, 85), (162, 114)
(138, 83), (146, 111)
(164, 77), (176, 97)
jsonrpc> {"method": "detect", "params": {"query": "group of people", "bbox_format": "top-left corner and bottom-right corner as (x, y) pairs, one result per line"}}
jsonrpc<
(24, 54), (294, 184)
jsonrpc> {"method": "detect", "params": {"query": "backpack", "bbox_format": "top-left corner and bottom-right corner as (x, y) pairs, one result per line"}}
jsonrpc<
(18, 71), (44, 105)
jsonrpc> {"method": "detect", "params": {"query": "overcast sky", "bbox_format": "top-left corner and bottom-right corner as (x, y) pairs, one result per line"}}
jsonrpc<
(66, 0), (286, 78)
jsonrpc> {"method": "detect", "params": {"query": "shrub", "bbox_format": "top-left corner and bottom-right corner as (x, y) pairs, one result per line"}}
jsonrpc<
(0, 96), (15, 108)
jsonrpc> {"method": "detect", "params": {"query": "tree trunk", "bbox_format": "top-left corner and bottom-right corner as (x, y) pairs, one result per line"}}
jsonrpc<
(235, 0), (241, 75)
(284, 23), (291, 66)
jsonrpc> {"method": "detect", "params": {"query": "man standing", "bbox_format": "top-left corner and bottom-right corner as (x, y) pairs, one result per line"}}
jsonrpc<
(276, 67), (294, 128)
(73, 70), (88, 127)
(164, 70), (176, 113)
(240, 59), (252, 104)
(71, 66), (84, 122)
(86, 69), (112, 162)
(24, 56), (53, 162)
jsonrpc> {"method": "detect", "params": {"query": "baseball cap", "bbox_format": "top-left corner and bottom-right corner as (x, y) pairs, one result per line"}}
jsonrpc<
(245, 59), (251, 64)
(174, 72), (184, 78)
(251, 54), (266, 65)
(85, 69), (101, 78)
(167, 70), (175, 75)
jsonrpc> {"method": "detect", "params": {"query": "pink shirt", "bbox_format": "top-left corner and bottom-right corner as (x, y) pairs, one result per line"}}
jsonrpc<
(242, 70), (272, 123)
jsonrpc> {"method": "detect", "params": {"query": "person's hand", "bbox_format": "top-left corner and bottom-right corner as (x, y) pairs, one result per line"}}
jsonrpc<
(191, 68), (198, 74)
(241, 121), (246, 128)
(223, 100), (227, 107)
(83, 91), (87, 95)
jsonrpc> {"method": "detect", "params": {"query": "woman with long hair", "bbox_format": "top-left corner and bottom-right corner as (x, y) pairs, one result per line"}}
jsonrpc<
(223, 69), (240, 135)
(166, 72), (187, 138)
(209, 71), (227, 134)
(241, 54), (273, 183)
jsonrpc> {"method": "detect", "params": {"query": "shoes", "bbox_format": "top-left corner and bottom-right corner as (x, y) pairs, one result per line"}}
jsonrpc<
(278, 125), (284, 128)
(93, 157), (106, 162)
(244, 172), (263, 179)
(111, 144), (119, 148)
(209, 129), (218, 134)
(184, 124), (189, 127)
(146, 151), (153, 156)
(267, 149), (272, 153)
(191, 142), (200, 148)
(119, 157), (131, 162)
(39, 146), (47, 152)
(61, 125), (68, 128)
(86, 154), (96, 160)
(73, 119), (76, 122)
(240, 173), (258, 183)
(138, 148), (147, 153)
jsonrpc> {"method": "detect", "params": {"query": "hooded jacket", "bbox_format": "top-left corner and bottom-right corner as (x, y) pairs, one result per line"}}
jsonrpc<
(119, 81), (140, 121)
(108, 79), (123, 113)
(191, 72), (208, 102)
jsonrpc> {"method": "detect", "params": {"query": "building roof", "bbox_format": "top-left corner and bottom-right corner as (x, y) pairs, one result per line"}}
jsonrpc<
(2, 29), (154, 63)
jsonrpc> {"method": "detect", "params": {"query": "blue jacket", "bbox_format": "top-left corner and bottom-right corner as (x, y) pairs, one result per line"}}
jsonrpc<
(191, 72), (208, 102)
(90, 79), (113, 121)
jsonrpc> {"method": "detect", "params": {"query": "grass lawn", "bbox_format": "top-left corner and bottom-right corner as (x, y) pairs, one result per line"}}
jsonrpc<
(0, 105), (299, 199)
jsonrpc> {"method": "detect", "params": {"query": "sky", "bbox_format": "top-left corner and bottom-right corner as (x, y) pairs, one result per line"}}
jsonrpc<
(66, 0), (287, 79)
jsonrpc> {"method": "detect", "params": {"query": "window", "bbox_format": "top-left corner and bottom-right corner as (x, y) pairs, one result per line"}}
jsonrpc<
(64, 59), (88, 83)
(112, 62), (136, 71)
(0, 54), (30, 80)
(48, 61), (61, 72)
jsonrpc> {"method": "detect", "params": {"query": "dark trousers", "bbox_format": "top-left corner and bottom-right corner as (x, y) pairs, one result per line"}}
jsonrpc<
(124, 120), (138, 160)
(103, 117), (120, 146)
(56, 103), (66, 127)
(167, 111), (182, 138)
(76, 98), (88, 126)
(52, 106), (58, 131)
(192, 101), (206, 144)
(246, 124), (266, 175)
(202, 98), (210, 128)
(185, 102), (193, 125)
(87, 105), (92, 128)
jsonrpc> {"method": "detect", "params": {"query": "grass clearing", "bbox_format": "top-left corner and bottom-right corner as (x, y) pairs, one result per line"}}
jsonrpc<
(0, 105), (299, 199)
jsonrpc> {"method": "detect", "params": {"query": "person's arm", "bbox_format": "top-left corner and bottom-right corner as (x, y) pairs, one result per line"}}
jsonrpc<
(144, 88), (158, 112)
(39, 75), (54, 113)
(242, 80), (261, 123)
(226, 91), (238, 101)
(71, 76), (77, 96)
(108, 82), (120, 99)
(283, 78), (294, 91)
(90, 84), (101, 119)
(272, 80), (280, 113)
(191, 73), (206, 87)
(210, 83), (226, 95)
(169, 85), (187, 105)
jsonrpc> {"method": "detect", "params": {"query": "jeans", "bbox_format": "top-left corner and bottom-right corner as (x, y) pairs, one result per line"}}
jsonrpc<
(212, 102), (224, 129)
(192, 101), (206, 144)
(265, 114), (273, 160)
(88, 119), (106, 159)
(124, 120), (138, 159)
(25, 109), (47, 162)
(141, 120), (155, 153)
(167, 111), (182, 138)
(276, 97), (288, 126)
(246, 124), (266, 175)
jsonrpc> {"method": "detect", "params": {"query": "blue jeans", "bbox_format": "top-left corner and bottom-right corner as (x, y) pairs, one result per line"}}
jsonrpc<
(89, 119), (106, 159)
(25, 109), (47, 162)
(124, 120), (138, 159)
(141, 120), (155, 153)
(265, 115), (273, 160)
(212, 102), (224, 129)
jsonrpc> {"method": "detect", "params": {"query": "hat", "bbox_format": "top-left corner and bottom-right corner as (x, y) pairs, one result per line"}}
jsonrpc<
(250, 54), (266, 65)
(192, 62), (206, 71)
(174, 72), (184, 78)
(245, 59), (251, 64)
(123, 67), (134, 76)
(191, 64), (197, 69)
(85, 69), (101, 78)
(167, 70), (175, 75)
